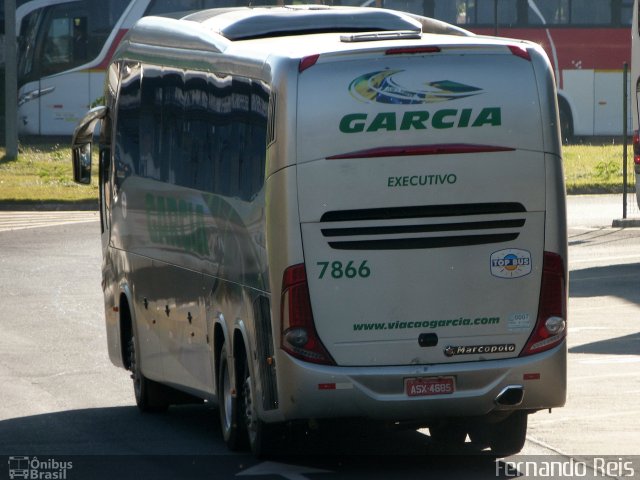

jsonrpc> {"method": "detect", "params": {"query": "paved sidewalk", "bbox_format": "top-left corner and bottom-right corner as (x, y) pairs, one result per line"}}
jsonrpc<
(567, 193), (640, 228)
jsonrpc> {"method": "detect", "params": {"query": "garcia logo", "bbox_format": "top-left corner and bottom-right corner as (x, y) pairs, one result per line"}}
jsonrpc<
(340, 70), (501, 134)
(444, 344), (516, 357)
(349, 70), (482, 105)
(490, 249), (532, 279)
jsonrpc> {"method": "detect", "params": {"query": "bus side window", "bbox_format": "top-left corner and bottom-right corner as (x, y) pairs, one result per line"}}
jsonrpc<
(144, 0), (276, 16)
(431, 0), (460, 24)
(99, 133), (112, 235)
(619, 0), (633, 25)
(528, 0), (570, 25)
(129, 64), (268, 202)
(86, 0), (130, 55)
(443, 0), (518, 26)
(114, 63), (141, 187)
(39, 4), (89, 76)
(138, 66), (160, 181)
(571, 0), (611, 24)
(17, 10), (42, 84)
(381, 0), (426, 16)
(36, 1), (130, 79)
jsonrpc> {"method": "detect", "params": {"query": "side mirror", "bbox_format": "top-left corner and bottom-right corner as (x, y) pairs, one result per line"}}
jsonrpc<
(71, 105), (108, 185)
(72, 143), (92, 184)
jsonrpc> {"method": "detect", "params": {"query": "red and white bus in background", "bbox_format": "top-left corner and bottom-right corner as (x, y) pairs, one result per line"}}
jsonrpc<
(382, 0), (632, 140)
(15, 0), (278, 136)
(17, 0), (632, 138)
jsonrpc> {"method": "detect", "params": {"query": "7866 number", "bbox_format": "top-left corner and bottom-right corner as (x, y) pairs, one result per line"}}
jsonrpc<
(317, 260), (371, 279)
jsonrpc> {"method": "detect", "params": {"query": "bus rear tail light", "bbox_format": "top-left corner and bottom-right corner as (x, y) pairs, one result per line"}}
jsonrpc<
(281, 264), (335, 365)
(520, 252), (567, 356)
(633, 131), (640, 171)
(385, 46), (441, 55)
(299, 54), (320, 72)
(509, 45), (531, 61)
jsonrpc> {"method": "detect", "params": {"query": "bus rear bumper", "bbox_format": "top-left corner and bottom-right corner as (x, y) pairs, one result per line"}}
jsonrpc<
(264, 341), (566, 423)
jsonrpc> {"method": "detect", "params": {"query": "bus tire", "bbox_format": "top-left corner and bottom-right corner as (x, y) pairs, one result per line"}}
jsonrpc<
(467, 426), (491, 450)
(128, 336), (169, 413)
(240, 355), (279, 458)
(487, 411), (528, 457)
(558, 97), (574, 144)
(429, 423), (468, 452)
(218, 342), (245, 450)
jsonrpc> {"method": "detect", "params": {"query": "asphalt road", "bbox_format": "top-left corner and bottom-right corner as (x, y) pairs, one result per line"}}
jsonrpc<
(0, 198), (638, 479)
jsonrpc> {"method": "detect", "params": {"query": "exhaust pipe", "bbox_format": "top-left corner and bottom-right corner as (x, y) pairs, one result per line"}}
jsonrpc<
(494, 385), (524, 407)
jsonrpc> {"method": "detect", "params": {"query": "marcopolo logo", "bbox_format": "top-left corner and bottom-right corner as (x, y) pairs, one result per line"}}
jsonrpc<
(444, 344), (516, 357)
(490, 248), (532, 279)
(349, 70), (482, 105)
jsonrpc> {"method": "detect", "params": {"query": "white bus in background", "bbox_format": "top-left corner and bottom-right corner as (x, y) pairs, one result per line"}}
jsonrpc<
(15, 0), (277, 136)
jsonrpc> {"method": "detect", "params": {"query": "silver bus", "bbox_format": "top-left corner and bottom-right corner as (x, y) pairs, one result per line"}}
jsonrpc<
(72, 5), (568, 457)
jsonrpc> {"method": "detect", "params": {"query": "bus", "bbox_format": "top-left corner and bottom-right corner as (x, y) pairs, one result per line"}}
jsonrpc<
(15, 0), (277, 136)
(72, 5), (567, 456)
(381, 0), (632, 141)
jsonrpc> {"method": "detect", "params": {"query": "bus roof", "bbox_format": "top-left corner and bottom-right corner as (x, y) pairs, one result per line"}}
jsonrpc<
(124, 6), (531, 64)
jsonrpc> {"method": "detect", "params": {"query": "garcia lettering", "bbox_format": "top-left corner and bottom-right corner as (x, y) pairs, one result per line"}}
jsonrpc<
(339, 107), (501, 133)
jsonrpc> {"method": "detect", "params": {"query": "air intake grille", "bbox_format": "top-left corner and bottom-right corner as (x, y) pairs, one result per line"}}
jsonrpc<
(320, 203), (526, 250)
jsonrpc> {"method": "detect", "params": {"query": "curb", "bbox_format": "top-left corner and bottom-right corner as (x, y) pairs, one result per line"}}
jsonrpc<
(612, 218), (640, 228)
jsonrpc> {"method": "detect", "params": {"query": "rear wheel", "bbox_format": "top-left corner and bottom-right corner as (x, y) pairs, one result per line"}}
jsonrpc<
(467, 426), (491, 451)
(128, 336), (169, 413)
(429, 423), (468, 452)
(218, 342), (245, 450)
(486, 411), (528, 457)
(558, 97), (574, 144)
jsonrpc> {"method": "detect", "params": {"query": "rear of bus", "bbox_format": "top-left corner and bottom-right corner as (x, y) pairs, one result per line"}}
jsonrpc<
(272, 35), (567, 429)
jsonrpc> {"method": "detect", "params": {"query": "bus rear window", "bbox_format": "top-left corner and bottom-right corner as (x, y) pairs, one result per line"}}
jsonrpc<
(423, 0), (631, 27)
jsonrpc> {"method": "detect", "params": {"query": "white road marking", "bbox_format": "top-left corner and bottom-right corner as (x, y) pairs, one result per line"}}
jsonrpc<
(530, 409), (640, 426)
(579, 356), (640, 365)
(0, 211), (99, 232)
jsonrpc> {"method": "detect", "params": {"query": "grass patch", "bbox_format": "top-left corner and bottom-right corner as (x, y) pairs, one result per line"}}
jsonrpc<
(0, 140), (635, 204)
(0, 141), (98, 204)
(564, 141), (634, 194)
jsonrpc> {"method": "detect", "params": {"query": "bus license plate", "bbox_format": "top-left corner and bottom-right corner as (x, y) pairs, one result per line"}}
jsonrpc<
(405, 377), (455, 397)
